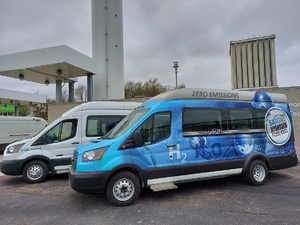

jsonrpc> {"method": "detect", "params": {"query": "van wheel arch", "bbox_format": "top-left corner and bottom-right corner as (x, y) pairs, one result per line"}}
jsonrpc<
(104, 166), (145, 191)
(242, 153), (270, 173)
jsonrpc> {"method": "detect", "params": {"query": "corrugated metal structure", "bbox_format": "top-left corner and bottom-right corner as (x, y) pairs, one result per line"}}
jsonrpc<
(230, 35), (277, 89)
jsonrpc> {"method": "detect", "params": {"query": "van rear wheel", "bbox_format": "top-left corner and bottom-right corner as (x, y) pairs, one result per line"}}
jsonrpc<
(245, 160), (268, 186)
(22, 160), (49, 183)
(106, 171), (140, 206)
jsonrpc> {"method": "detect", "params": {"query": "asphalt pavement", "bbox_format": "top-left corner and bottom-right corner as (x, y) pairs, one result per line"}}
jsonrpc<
(0, 164), (299, 225)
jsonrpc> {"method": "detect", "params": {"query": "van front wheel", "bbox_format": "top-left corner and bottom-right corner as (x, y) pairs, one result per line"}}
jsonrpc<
(22, 160), (49, 183)
(106, 171), (140, 206)
(245, 160), (268, 186)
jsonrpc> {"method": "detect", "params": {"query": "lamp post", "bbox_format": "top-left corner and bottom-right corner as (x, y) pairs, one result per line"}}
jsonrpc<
(173, 61), (179, 89)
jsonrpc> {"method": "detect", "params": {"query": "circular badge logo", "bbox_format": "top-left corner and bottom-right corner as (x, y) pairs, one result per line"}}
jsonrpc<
(265, 107), (291, 146)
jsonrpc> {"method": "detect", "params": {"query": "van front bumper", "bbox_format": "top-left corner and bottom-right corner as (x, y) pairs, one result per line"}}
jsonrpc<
(69, 168), (109, 194)
(0, 160), (23, 175)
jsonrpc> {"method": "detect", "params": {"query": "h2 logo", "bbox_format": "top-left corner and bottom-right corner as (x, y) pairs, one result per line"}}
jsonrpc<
(168, 144), (187, 162)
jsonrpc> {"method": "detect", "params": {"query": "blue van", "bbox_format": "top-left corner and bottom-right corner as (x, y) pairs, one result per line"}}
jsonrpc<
(69, 88), (298, 206)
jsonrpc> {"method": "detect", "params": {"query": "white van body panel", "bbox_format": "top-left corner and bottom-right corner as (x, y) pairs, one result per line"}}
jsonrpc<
(0, 116), (48, 150)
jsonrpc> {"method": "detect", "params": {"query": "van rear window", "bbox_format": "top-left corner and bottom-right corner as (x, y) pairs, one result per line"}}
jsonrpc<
(228, 109), (267, 130)
(229, 110), (253, 130)
(254, 111), (266, 129)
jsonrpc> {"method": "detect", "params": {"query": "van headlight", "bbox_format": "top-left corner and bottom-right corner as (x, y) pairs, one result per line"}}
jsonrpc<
(82, 147), (108, 162)
(7, 144), (24, 154)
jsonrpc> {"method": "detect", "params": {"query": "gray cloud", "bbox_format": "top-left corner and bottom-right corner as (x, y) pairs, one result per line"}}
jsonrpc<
(0, 0), (299, 99)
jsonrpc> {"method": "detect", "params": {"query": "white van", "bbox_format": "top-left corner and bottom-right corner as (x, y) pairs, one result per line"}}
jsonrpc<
(0, 101), (140, 183)
(0, 116), (48, 151)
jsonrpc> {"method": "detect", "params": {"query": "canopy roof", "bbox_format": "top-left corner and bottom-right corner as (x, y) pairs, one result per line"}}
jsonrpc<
(0, 88), (46, 105)
(0, 45), (97, 85)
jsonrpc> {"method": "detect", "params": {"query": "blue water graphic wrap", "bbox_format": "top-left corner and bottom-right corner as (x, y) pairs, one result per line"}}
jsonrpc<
(251, 92), (274, 109)
(74, 91), (294, 173)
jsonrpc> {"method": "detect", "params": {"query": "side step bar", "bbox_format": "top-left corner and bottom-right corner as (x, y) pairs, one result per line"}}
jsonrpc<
(56, 169), (69, 174)
(150, 182), (178, 192)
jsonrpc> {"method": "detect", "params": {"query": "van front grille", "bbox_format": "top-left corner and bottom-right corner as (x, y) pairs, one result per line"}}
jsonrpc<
(71, 151), (78, 170)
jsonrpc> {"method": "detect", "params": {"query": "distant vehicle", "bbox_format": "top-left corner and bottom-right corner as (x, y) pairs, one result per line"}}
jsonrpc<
(69, 88), (298, 206)
(0, 116), (48, 152)
(0, 101), (140, 183)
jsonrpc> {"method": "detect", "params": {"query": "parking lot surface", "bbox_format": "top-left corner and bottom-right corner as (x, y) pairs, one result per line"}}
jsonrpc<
(0, 154), (299, 225)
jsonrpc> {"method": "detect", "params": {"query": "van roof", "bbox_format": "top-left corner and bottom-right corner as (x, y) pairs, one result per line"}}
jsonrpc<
(0, 116), (47, 123)
(61, 101), (141, 117)
(146, 88), (287, 103)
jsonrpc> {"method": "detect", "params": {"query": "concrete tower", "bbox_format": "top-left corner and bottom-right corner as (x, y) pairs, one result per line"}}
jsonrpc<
(92, 0), (124, 100)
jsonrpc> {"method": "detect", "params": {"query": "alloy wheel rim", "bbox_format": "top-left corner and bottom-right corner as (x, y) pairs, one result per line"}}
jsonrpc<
(27, 165), (43, 180)
(113, 178), (135, 202)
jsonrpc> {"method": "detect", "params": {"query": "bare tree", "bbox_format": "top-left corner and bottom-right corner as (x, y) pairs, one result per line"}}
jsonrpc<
(75, 84), (87, 101)
(62, 88), (69, 103)
(125, 81), (135, 98)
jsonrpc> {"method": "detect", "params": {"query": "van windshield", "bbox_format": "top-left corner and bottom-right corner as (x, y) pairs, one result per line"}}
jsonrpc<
(102, 108), (149, 139)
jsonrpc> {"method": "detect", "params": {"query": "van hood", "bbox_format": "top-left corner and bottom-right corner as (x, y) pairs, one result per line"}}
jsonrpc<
(6, 138), (30, 147)
(75, 138), (116, 154)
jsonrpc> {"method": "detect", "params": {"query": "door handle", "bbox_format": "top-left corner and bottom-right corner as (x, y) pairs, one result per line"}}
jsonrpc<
(167, 144), (176, 147)
(72, 142), (80, 145)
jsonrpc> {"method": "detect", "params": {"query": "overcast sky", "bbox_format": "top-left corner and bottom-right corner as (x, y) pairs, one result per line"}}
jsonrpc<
(0, 0), (299, 99)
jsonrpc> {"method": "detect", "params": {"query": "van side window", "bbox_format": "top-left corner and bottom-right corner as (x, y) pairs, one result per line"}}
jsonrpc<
(45, 119), (77, 144)
(229, 110), (253, 130)
(253, 110), (267, 129)
(86, 116), (125, 137)
(182, 108), (223, 136)
(136, 112), (171, 145)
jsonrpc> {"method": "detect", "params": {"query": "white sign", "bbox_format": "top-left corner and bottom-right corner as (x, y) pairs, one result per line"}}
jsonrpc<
(265, 107), (292, 146)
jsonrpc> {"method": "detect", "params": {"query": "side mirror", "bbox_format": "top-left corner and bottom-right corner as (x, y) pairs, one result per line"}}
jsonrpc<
(132, 131), (143, 147)
(32, 134), (46, 146)
(119, 131), (143, 149)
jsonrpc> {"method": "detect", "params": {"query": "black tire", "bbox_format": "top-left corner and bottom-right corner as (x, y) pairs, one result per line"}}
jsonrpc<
(106, 171), (141, 206)
(22, 160), (49, 183)
(245, 160), (268, 186)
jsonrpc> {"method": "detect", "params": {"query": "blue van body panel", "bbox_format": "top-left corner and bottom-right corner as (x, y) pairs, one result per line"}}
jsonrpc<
(75, 138), (135, 172)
